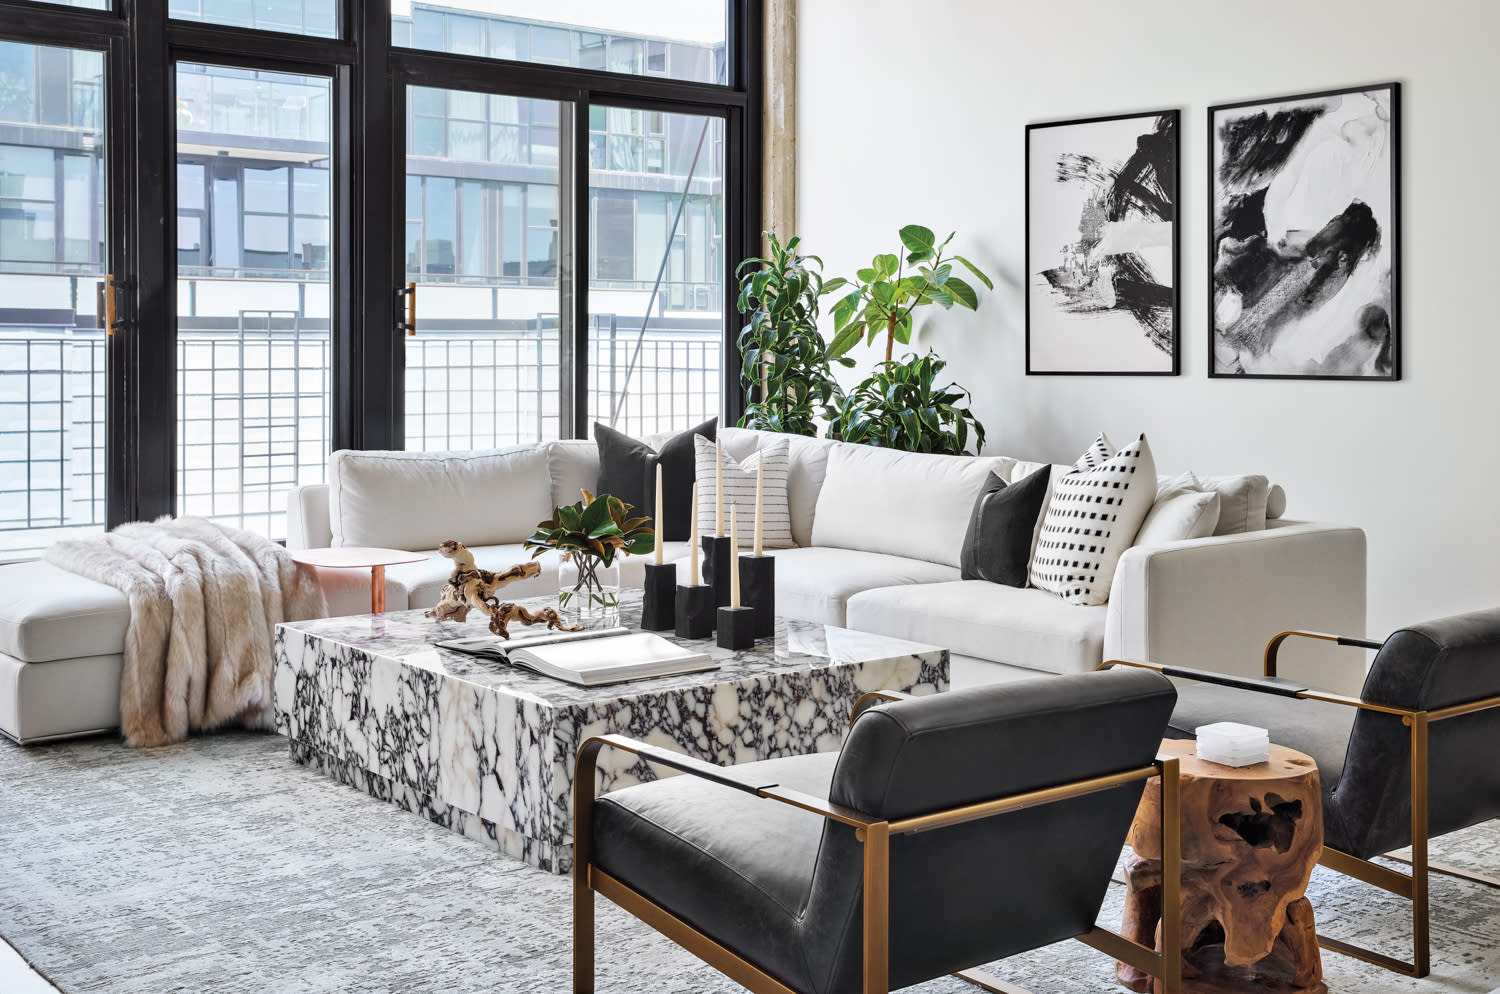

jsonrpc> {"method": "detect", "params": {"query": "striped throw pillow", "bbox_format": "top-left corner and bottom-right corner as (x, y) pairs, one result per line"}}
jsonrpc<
(693, 435), (794, 548)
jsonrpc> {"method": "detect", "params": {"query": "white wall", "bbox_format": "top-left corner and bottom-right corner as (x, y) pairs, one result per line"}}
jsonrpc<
(796, 0), (1500, 639)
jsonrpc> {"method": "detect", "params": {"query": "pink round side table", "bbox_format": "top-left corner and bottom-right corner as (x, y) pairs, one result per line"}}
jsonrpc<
(290, 547), (428, 614)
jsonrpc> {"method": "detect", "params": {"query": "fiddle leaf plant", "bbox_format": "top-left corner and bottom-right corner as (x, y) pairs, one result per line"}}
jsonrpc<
(824, 351), (986, 456)
(735, 231), (850, 435)
(824, 224), (994, 364)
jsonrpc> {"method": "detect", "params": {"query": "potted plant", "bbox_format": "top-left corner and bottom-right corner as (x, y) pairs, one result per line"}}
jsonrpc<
(822, 225), (993, 455)
(735, 232), (850, 435)
(824, 352), (985, 455)
(524, 491), (654, 625)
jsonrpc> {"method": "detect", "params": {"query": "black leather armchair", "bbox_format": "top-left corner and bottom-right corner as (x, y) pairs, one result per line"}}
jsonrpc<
(573, 669), (1181, 994)
(1104, 606), (1500, 979)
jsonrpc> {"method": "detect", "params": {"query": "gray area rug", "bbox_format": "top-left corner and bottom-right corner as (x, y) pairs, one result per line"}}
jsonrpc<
(2, 732), (1498, 993)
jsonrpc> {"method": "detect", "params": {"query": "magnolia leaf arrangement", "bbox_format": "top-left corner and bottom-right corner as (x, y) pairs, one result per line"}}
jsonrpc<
(735, 232), (850, 436)
(824, 224), (994, 364)
(524, 491), (654, 608)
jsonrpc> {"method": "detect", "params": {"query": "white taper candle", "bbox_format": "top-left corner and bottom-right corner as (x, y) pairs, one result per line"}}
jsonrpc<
(654, 463), (663, 565)
(689, 482), (700, 586)
(754, 461), (764, 557)
(729, 505), (740, 610)
(715, 438), (724, 536)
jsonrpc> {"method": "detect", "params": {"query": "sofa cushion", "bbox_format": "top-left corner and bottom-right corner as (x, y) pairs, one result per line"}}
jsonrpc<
(0, 650), (122, 742)
(694, 434), (793, 548)
(595, 419), (716, 542)
(720, 428), (833, 548)
(546, 439), (600, 509)
(1136, 473), (1221, 547)
(811, 445), (1007, 568)
(593, 751), (838, 993)
(960, 466), (1051, 587)
(846, 581), (1108, 675)
(1200, 474), (1270, 535)
(328, 447), (552, 550)
(0, 560), (131, 663)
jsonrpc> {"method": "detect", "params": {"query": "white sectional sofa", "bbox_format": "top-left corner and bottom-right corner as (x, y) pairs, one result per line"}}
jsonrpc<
(0, 426), (1368, 744)
(287, 427), (1367, 693)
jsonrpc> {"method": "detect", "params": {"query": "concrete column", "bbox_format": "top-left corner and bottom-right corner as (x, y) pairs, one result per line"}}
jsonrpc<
(763, 0), (796, 246)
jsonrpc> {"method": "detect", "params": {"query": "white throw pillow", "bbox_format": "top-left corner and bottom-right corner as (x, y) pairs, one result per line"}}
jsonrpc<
(1136, 471), (1221, 546)
(329, 446), (552, 550)
(1029, 434), (1157, 606)
(809, 444), (1007, 567)
(719, 427), (833, 547)
(694, 435), (794, 549)
(1199, 474), (1270, 535)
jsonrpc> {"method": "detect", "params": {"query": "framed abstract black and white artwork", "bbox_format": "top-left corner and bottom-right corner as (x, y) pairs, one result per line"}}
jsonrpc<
(1026, 110), (1180, 376)
(1209, 83), (1400, 380)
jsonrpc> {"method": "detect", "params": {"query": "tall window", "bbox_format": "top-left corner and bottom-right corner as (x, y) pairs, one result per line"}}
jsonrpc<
(0, 40), (106, 560)
(175, 63), (332, 540)
(0, 0), (756, 559)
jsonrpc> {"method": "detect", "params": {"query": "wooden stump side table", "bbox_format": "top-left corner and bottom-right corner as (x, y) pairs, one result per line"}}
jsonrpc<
(1118, 739), (1325, 994)
(289, 547), (427, 614)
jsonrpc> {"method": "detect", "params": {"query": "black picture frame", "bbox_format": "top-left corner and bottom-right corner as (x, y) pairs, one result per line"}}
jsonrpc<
(1207, 82), (1401, 381)
(1025, 108), (1181, 377)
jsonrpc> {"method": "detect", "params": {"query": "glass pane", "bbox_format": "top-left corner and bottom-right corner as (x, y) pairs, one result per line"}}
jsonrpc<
(0, 42), (107, 560)
(18, 0), (107, 8)
(170, 0), (338, 38)
(403, 88), (565, 450)
(589, 109), (724, 438)
(175, 63), (332, 542)
(391, 2), (728, 85)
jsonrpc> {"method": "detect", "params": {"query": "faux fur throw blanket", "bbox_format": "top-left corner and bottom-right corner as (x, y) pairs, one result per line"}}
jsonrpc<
(45, 517), (326, 747)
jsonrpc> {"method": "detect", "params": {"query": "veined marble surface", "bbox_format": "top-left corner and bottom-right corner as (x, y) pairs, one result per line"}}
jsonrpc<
(273, 589), (948, 874)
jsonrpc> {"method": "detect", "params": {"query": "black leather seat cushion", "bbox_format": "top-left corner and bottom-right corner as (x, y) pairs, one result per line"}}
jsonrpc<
(1168, 682), (1357, 787)
(592, 751), (840, 993)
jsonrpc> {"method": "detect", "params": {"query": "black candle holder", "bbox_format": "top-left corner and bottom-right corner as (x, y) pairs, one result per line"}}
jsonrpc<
(674, 584), (716, 639)
(701, 534), (735, 607)
(641, 562), (677, 631)
(717, 606), (756, 650)
(739, 554), (776, 638)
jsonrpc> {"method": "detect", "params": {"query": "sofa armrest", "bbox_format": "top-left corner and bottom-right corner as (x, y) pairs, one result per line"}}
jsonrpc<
(285, 484), (332, 551)
(1105, 521), (1367, 696)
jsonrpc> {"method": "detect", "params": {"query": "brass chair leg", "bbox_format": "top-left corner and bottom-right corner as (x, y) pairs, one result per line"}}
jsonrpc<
(861, 821), (891, 994)
(954, 967), (1035, 993)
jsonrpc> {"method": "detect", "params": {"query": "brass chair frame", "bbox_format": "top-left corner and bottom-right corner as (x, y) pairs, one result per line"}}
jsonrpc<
(574, 691), (1184, 994)
(1104, 630), (1500, 978)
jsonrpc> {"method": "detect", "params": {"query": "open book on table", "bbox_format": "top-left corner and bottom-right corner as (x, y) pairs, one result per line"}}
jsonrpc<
(436, 626), (718, 686)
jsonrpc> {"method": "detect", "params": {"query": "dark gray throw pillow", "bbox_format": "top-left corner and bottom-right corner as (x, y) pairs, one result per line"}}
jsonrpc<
(594, 418), (716, 542)
(959, 466), (1052, 586)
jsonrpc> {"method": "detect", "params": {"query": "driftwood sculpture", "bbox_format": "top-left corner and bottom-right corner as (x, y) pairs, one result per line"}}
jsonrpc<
(425, 540), (581, 639)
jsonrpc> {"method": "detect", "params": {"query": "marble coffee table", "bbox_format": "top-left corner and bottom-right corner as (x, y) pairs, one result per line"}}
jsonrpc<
(272, 589), (948, 874)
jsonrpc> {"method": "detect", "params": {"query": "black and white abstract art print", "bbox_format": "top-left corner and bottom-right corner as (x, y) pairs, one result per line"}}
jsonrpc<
(1026, 110), (1179, 375)
(1209, 83), (1399, 379)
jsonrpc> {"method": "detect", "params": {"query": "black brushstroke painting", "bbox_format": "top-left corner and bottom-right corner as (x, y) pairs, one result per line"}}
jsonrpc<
(1026, 109), (1179, 375)
(1210, 84), (1399, 380)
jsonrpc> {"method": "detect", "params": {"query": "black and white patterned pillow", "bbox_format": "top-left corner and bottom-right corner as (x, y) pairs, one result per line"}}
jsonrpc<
(1029, 434), (1157, 606)
(693, 435), (794, 548)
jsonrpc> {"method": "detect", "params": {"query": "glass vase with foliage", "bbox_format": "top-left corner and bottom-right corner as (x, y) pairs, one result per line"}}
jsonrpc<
(524, 491), (654, 625)
(734, 232), (850, 436)
(823, 225), (992, 455)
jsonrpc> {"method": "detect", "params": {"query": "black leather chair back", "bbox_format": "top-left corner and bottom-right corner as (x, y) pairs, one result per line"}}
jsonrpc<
(1328, 607), (1500, 859)
(799, 669), (1176, 994)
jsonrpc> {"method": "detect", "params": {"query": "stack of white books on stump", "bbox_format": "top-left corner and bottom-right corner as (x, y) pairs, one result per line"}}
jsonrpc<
(1195, 722), (1270, 767)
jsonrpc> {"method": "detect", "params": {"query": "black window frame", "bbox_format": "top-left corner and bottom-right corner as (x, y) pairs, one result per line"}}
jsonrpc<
(0, 0), (761, 535)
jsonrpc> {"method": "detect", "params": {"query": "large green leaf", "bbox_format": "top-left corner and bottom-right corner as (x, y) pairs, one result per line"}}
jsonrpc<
(952, 254), (994, 290)
(819, 276), (848, 295)
(579, 495), (613, 535)
(899, 224), (936, 256)
(856, 267), (877, 283)
(828, 321), (865, 359)
(941, 276), (979, 310)
(874, 253), (900, 280)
